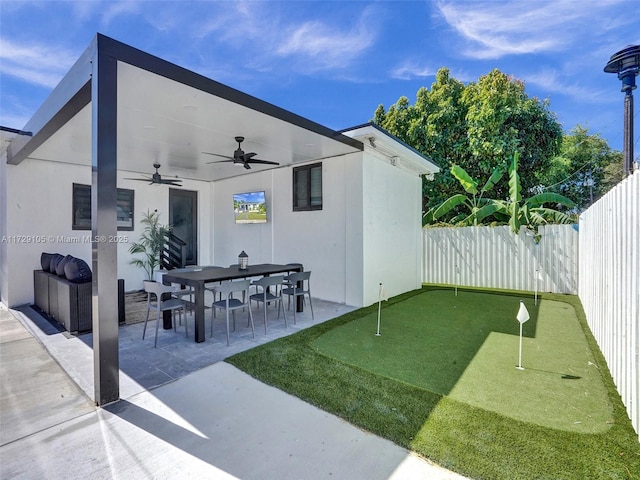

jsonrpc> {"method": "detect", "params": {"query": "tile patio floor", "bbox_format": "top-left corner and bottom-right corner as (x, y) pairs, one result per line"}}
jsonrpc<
(15, 297), (357, 400)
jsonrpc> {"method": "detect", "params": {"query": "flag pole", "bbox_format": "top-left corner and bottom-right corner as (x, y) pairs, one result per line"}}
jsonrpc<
(455, 264), (459, 296)
(517, 322), (524, 370)
(376, 283), (384, 336)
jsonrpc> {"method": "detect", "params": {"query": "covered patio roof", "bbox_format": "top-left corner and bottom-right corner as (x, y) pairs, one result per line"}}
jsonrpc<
(6, 33), (366, 406)
(8, 33), (363, 180)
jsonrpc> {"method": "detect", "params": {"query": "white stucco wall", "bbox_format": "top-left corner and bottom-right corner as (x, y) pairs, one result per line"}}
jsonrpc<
(211, 148), (425, 308)
(212, 170), (276, 267)
(0, 158), (213, 307)
(361, 151), (424, 306)
(212, 154), (363, 305)
(3, 159), (94, 307)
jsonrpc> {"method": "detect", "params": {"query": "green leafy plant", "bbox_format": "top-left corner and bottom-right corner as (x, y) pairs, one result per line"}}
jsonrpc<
(128, 210), (171, 281)
(503, 151), (575, 239)
(423, 163), (504, 226)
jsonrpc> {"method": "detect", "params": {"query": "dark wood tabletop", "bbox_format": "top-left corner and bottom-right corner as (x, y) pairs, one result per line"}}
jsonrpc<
(162, 263), (303, 343)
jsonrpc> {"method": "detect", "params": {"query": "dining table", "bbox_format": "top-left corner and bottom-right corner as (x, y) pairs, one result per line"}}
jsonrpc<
(162, 263), (303, 343)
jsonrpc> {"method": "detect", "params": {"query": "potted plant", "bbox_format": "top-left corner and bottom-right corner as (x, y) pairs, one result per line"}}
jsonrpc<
(129, 210), (171, 282)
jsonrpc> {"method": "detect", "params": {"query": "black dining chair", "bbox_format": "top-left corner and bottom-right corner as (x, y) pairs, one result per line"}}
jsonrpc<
(210, 279), (254, 346)
(142, 281), (188, 348)
(250, 275), (287, 333)
(282, 271), (314, 323)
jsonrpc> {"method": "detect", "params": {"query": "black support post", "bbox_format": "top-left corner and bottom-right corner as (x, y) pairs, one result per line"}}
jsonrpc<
(91, 39), (120, 406)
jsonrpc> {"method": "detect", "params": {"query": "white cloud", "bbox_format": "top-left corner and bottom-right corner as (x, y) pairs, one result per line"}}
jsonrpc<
(434, 0), (628, 60)
(274, 8), (378, 73)
(525, 68), (610, 103)
(0, 38), (76, 88)
(390, 62), (438, 80)
(100, 0), (143, 26)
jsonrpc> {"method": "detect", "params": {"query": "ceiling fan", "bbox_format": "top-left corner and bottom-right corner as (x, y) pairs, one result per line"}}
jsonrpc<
(124, 163), (182, 186)
(203, 136), (280, 170)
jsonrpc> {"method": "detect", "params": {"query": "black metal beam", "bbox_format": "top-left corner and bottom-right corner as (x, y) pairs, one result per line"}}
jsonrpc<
(91, 38), (120, 406)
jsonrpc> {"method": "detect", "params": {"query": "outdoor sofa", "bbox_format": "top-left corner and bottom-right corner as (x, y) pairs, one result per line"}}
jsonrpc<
(34, 253), (124, 334)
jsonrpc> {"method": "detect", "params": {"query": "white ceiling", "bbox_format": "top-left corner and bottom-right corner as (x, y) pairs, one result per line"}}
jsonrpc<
(26, 61), (362, 182)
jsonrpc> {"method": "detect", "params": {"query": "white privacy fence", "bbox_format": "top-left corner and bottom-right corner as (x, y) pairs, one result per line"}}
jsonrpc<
(422, 224), (578, 294)
(578, 172), (639, 441)
(422, 174), (639, 440)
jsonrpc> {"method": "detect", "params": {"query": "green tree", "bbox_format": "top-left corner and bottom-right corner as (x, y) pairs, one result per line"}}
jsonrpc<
(536, 125), (623, 211)
(373, 67), (563, 212)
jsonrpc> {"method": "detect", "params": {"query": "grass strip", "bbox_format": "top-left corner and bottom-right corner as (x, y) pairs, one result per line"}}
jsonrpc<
(227, 286), (640, 479)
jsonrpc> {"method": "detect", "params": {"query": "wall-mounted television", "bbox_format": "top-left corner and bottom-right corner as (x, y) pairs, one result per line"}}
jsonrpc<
(233, 191), (267, 224)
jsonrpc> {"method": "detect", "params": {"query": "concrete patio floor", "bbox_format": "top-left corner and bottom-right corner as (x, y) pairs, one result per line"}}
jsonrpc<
(0, 299), (468, 479)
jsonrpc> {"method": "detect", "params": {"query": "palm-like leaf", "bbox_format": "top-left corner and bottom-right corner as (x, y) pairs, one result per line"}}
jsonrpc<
(525, 192), (575, 209)
(431, 194), (469, 220)
(128, 210), (171, 280)
(460, 203), (506, 226)
(451, 165), (478, 195)
(481, 166), (504, 193)
(508, 151), (522, 234)
(531, 207), (575, 225)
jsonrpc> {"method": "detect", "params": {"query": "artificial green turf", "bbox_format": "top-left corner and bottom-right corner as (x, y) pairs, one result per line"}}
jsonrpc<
(311, 290), (612, 433)
(226, 286), (640, 480)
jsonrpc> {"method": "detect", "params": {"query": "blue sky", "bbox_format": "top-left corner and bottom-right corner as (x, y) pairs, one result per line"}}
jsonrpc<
(1, 1), (638, 152)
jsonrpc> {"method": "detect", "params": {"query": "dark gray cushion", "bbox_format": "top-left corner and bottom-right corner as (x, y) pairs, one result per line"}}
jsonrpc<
(49, 254), (64, 275)
(56, 255), (74, 277)
(63, 257), (92, 283)
(41, 252), (54, 272)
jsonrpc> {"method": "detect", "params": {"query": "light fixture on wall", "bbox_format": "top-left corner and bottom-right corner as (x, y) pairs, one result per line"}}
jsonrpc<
(238, 250), (248, 270)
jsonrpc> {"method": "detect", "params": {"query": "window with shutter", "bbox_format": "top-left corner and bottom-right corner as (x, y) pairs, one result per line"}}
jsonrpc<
(72, 183), (134, 230)
(293, 163), (322, 211)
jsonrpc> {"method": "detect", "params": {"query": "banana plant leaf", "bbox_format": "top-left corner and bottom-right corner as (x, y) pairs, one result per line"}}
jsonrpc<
(481, 166), (505, 193)
(525, 192), (575, 209)
(460, 203), (505, 226)
(451, 164), (478, 195)
(431, 194), (469, 220)
(531, 207), (575, 224)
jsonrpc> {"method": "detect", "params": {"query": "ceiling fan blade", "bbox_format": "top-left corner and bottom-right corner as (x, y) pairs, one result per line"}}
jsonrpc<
(161, 179), (182, 186)
(240, 152), (258, 160)
(124, 177), (153, 182)
(203, 152), (234, 160)
(246, 158), (280, 166)
(207, 159), (237, 165)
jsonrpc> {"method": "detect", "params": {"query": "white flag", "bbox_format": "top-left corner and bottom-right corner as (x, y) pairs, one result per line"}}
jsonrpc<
(517, 301), (530, 324)
(379, 284), (388, 301)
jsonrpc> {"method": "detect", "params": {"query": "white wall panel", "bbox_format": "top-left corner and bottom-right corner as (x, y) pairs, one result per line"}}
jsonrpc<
(362, 152), (423, 306)
(579, 172), (639, 441)
(423, 224), (578, 294)
(1, 158), (213, 304)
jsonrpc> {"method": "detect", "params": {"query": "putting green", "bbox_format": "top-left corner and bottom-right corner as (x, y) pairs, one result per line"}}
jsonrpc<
(312, 290), (613, 433)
